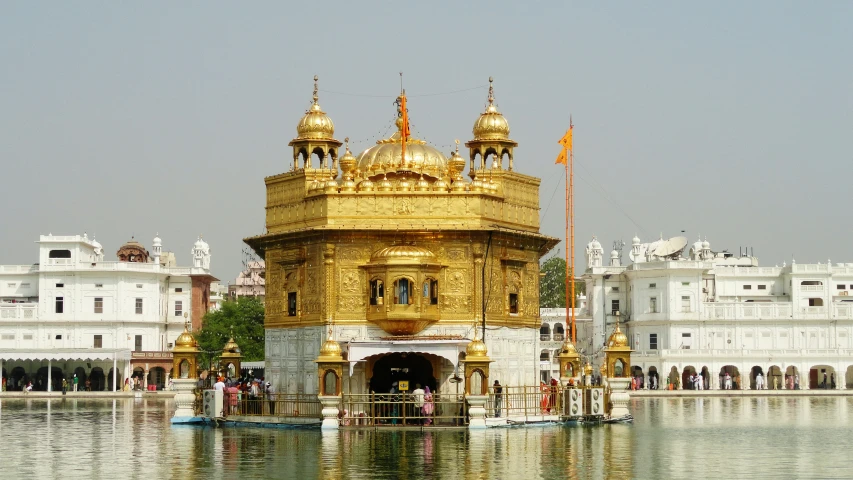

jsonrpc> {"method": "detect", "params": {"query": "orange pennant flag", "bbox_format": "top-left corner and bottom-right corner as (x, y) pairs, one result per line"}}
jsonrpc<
(555, 148), (568, 165)
(400, 94), (411, 140)
(558, 127), (573, 151)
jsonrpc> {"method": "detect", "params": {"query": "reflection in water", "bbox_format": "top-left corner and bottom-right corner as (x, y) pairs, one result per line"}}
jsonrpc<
(1, 397), (852, 478)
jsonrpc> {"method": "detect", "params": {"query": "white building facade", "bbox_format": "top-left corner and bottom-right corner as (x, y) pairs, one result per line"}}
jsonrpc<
(581, 235), (853, 390)
(0, 233), (216, 392)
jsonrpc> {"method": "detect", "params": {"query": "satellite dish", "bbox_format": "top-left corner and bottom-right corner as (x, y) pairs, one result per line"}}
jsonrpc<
(654, 236), (688, 258)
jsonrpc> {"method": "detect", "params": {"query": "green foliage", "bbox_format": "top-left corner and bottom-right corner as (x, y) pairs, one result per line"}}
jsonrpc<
(539, 256), (585, 308)
(197, 297), (265, 363)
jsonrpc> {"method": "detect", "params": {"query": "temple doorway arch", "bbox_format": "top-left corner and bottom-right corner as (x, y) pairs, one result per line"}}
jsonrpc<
(90, 367), (105, 391)
(368, 352), (437, 394)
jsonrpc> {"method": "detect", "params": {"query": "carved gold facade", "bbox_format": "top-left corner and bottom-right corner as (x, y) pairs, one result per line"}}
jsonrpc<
(245, 76), (558, 339)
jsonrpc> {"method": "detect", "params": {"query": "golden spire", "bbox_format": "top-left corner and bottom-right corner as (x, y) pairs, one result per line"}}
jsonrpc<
(487, 76), (494, 106)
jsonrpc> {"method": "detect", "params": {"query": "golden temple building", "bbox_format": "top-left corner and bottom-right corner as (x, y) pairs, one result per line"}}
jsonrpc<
(245, 76), (558, 395)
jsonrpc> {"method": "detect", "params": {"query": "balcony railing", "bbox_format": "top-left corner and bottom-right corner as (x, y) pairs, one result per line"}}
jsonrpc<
(800, 285), (824, 292)
(633, 348), (853, 358)
(0, 304), (38, 320)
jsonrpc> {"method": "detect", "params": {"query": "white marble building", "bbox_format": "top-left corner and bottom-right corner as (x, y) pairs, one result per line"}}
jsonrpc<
(0, 233), (217, 391)
(581, 235), (853, 390)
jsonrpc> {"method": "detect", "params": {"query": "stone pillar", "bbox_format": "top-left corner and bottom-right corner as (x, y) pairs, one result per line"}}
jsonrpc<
(113, 356), (118, 392)
(144, 369), (149, 390)
(315, 328), (346, 430)
(172, 378), (197, 420)
(608, 377), (631, 419)
(466, 395), (488, 429)
(47, 359), (52, 392)
(318, 395), (341, 430)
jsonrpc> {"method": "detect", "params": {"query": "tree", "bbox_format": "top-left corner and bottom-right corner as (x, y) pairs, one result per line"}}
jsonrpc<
(539, 257), (585, 308)
(197, 297), (265, 366)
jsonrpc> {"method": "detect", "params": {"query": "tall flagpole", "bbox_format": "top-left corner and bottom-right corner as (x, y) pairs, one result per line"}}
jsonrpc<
(564, 129), (571, 343)
(569, 117), (576, 344)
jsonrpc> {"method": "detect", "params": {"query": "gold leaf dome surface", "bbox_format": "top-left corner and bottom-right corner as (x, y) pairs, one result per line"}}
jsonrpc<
(370, 245), (437, 262)
(295, 76), (335, 140)
(472, 104), (510, 140)
(466, 338), (488, 357)
(559, 341), (578, 356)
(472, 78), (510, 141)
(319, 337), (342, 358)
(607, 323), (629, 348)
(222, 337), (240, 353)
(356, 130), (448, 179)
(175, 329), (198, 349)
(297, 103), (335, 140)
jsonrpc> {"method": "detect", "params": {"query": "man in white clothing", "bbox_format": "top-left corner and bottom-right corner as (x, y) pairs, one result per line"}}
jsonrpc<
(411, 384), (426, 425)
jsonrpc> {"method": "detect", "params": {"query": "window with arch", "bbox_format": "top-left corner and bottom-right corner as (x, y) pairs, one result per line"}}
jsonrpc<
(369, 279), (385, 305)
(553, 323), (565, 341)
(422, 278), (438, 305)
(539, 323), (551, 341)
(393, 278), (414, 305)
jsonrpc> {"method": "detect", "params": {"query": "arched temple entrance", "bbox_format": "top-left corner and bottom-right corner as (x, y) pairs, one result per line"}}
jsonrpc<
(90, 367), (105, 391)
(767, 366), (783, 390)
(648, 366), (659, 390)
(369, 353), (437, 394)
(809, 365), (836, 389)
(785, 366), (800, 390)
(681, 366), (697, 390)
(720, 365), (740, 390)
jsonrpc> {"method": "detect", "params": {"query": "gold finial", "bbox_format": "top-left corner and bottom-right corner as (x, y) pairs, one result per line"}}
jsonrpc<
(488, 76), (494, 105)
(455, 139), (460, 154)
(312, 75), (319, 104)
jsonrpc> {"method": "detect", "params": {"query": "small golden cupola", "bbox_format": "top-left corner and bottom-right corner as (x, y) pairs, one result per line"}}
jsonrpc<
(607, 321), (629, 348)
(466, 77), (518, 175)
(289, 75), (342, 171)
(220, 336), (243, 378)
(339, 138), (358, 192)
(463, 326), (493, 395)
(172, 322), (200, 379)
(604, 319), (633, 378)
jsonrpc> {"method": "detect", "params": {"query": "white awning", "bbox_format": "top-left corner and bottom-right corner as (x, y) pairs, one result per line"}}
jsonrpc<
(346, 339), (469, 376)
(0, 348), (132, 362)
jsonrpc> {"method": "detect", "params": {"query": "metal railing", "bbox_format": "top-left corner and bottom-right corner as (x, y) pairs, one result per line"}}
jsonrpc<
(485, 385), (563, 419)
(223, 392), (321, 418)
(340, 392), (467, 427)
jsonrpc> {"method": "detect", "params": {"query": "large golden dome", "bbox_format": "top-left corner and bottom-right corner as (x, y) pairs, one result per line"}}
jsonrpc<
(295, 76), (335, 140)
(472, 77), (510, 140)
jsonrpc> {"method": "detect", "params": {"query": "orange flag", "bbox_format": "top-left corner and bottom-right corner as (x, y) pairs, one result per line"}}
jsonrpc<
(400, 94), (411, 141)
(555, 148), (568, 165)
(558, 127), (573, 151)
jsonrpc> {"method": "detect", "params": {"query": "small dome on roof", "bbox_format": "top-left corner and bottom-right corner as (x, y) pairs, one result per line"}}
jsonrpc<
(607, 322), (629, 348)
(466, 337), (488, 357)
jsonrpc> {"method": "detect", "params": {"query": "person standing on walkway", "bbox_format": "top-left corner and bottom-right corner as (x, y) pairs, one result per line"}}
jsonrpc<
(72, 374), (79, 392)
(493, 380), (503, 418)
(61, 378), (68, 395)
(265, 382), (275, 415)
(794, 374), (800, 390)
(422, 386), (434, 425)
(412, 383), (425, 424)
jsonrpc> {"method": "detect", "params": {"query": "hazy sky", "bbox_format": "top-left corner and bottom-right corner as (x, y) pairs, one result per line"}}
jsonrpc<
(2, 1), (851, 282)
